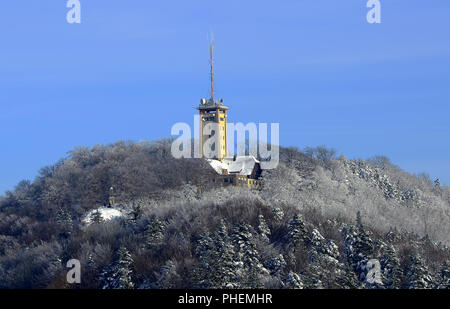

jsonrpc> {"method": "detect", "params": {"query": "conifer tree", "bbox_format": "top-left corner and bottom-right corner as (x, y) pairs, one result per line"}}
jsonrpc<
(380, 244), (401, 289)
(232, 222), (268, 289)
(272, 207), (285, 222)
(434, 178), (441, 188)
(344, 212), (375, 285)
(306, 229), (340, 288)
(257, 215), (271, 242)
(91, 209), (104, 224)
(406, 254), (433, 289)
(193, 231), (215, 288)
(210, 219), (238, 288)
(154, 259), (179, 289)
(355, 211), (374, 258)
(87, 253), (95, 270)
(100, 246), (134, 289)
(56, 206), (73, 237)
(145, 216), (164, 248)
(285, 272), (304, 289)
(193, 222), (238, 289)
(305, 261), (324, 289)
(309, 229), (332, 260)
(287, 214), (309, 247)
(336, 262), (360, 289)
(129, 203), (142, 222)
(265, 254), (286, 277)
(437, 260), (450, 289)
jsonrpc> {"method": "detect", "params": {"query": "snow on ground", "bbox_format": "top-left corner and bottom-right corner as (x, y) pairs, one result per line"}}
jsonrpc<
(82, 206), (124, 225)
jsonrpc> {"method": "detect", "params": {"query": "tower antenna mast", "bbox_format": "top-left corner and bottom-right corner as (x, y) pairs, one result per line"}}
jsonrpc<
(209, 37), (214, 101)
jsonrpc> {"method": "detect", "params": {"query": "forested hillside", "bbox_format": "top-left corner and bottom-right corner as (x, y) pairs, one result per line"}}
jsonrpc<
(0, 139), (449, 289)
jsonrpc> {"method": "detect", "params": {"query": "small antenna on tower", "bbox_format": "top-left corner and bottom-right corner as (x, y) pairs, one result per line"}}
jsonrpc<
(209, 32), (214, 101)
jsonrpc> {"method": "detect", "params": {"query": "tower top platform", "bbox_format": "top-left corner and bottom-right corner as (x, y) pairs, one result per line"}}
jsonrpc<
(197, 97), (229, 111)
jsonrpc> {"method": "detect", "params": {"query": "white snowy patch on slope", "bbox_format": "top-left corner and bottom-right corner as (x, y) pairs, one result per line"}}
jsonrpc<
(82, 207), (124, 225)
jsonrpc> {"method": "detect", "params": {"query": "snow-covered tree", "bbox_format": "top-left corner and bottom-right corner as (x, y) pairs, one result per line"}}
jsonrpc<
(87, 253), (95, 270)
(287, 214), (308, 247)
(145, 216), (164, 247)
(232, 222), (269, 289)
(100, 246), (134, 289)
(153, 259), (179, 289)
(193, 231), (214, 288)
(272, 207), (285, 222)
(210, 220), (239, 288)
(380, 244), (401, 289)
(194, 221), (239, 289)
(129, 203), (142, 222)
(91, 209), (104, 224)
(336, 262), (360, 289)
(56, 206), (73, 237)
(406, 254), (434, 289)
(257, 215), (271, 242)
(306, 229), (340, 288)
(265, 254), (286, 277)
(344, 212), (375, 285)
(434, 178), (441, 188)
(309, 229), (339, 261)
(305, 262), (324, 289)
(285, 272), (304, 289)
(436, 260), (450, 289)
(355, 212), (374, 257)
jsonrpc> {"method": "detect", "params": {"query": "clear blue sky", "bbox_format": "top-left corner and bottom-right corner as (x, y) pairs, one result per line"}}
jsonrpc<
(1, 1), (449, 193)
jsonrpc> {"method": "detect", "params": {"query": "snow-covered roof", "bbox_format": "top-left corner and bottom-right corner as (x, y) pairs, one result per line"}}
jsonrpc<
(208, 155), (260, 176)
(228, 156), (260, 175)
(208, 159), (230, 174)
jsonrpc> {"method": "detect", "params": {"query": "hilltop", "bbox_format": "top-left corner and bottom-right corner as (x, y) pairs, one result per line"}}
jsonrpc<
(0, 139), (449, 288)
